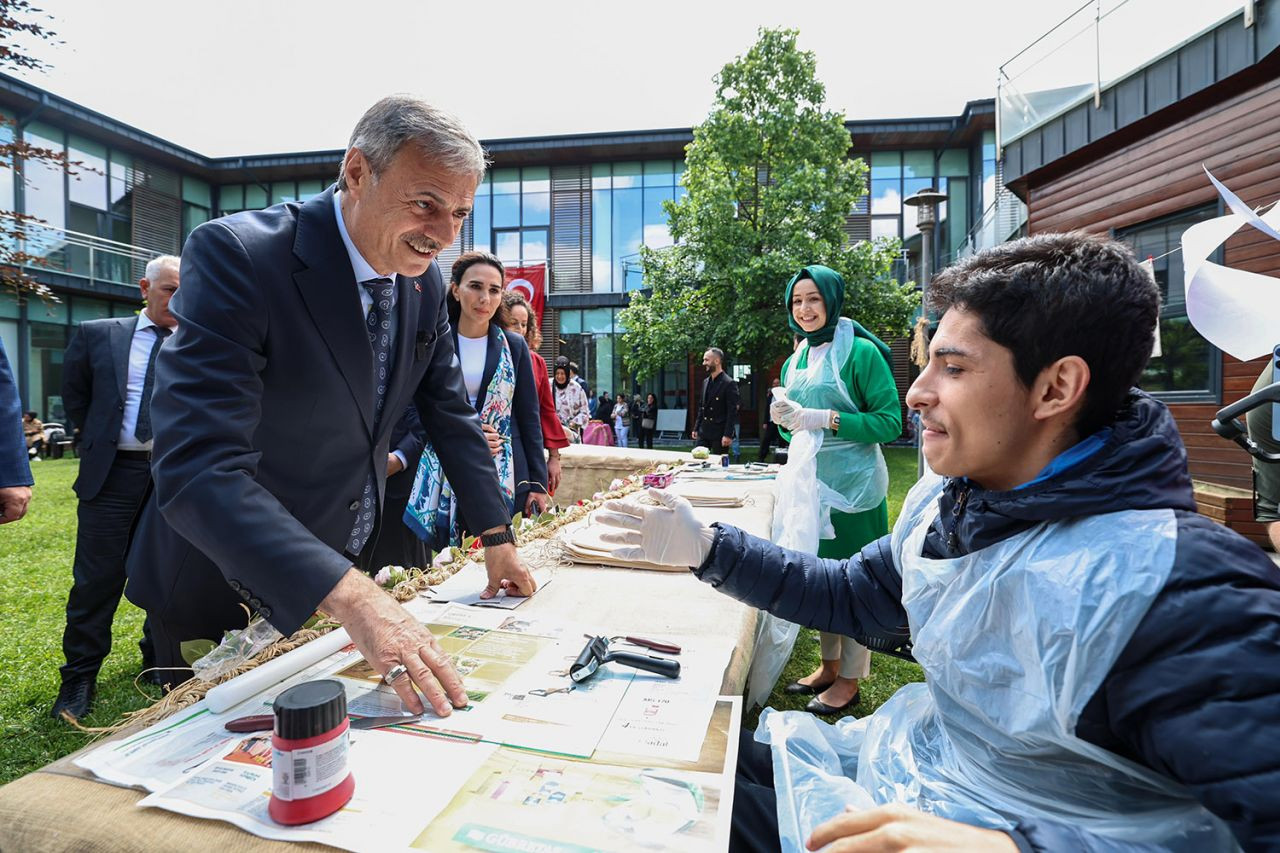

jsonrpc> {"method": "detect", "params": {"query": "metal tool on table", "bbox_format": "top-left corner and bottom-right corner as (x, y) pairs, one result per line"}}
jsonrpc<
(225, 712), (424, 733)
(569, 635), (681, 683)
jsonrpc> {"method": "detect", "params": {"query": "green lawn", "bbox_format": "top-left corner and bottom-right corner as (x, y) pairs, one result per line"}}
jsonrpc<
(0, 458), (155, 785)
(0, 447), (923, 784)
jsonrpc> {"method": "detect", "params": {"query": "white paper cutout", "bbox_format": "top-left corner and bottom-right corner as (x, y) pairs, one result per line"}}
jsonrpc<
(1183, 167), (1280, 362)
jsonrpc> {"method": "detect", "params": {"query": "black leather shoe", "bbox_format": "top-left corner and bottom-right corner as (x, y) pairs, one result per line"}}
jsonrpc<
(51, 675), (96, 723)
(139, 669), (165, 687)
(783, 679), (835, 696)
(803, 690), (860, 716)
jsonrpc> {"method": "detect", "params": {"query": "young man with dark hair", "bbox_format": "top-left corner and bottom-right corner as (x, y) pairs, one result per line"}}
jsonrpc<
(597, 233), (1280, 852)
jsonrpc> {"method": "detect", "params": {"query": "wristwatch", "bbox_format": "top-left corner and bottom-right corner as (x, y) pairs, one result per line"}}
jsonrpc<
(480, 527), (516, 548)
(829, 410), (841, 432)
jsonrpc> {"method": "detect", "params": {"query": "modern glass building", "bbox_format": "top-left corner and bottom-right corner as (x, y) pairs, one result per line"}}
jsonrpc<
(0, 72), (1001, 435)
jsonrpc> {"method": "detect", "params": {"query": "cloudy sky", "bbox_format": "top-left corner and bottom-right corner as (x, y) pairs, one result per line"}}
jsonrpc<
(6, 0), (1233, 155)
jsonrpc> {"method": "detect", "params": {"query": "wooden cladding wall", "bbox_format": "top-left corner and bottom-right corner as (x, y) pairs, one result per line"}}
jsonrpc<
(551, 165), (591, 294)
(1025, 74), (1280, 490)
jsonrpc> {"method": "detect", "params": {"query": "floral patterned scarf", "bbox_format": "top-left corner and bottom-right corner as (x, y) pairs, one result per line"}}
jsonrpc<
(404, 330), (516, 549)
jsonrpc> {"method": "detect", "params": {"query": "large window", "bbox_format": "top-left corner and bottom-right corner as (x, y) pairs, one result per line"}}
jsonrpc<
(217, 181), (324, 217)
(868, 148), (971, 276)
(471, 167), (550, 270)
(558, 307), (628, 397)
(182, 177), (212, 242)
(591, 160), (684, 292)
(1119, 206), (1219, 400)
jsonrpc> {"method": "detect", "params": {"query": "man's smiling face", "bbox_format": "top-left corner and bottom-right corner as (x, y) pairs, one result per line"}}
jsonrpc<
(341, 144), (476, 278)
(906, 307), (1040, 491)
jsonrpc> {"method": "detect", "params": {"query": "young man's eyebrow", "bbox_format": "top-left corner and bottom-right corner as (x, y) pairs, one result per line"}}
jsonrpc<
(931, 346), (973, 359)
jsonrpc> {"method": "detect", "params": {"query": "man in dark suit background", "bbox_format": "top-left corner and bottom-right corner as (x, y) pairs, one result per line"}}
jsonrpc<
(127, 96), (534, 719)
(692, 347), (739, 453)
(0, 336), (32, 524)
(52, 255), (179, 721)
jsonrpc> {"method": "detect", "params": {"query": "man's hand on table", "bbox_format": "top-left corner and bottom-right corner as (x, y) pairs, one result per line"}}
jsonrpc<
(806, 804), (1018, 852)
(481, 538), (537, 600)
(595, 488), (715, 568)
(319, 568), (467, 716)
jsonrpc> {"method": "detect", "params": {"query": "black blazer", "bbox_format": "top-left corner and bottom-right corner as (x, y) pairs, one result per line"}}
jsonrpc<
(125, 187), (510, 636)
(61, 316), (142, 501)
(458, 324), (547, 501)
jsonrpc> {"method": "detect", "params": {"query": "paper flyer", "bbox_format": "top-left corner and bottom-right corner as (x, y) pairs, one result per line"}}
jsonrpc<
(410, 697), (741, 853)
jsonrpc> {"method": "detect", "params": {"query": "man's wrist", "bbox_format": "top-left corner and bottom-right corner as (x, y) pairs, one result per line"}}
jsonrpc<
(480, 526), (516, 548)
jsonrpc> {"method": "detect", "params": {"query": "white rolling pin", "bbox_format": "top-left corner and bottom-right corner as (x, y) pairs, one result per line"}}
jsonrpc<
(205, 628), (352, 713)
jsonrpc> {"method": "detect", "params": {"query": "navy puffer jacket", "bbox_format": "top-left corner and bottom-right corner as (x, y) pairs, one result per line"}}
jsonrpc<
(699, 391), (1280, 852)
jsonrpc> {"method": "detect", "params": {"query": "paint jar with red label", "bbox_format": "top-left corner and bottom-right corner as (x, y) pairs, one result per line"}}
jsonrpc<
(268, 679), (355, 825)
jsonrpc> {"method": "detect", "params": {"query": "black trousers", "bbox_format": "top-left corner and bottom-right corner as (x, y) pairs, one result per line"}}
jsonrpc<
(60, 455), (155, 681)
(636, 426), (655, 449)
(732, 730), (782, 853)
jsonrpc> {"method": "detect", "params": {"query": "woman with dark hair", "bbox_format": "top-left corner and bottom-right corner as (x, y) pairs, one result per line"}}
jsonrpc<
(552, 357), (589, 437)
(635, 392), (658, 449)
(501, 289), (567, 496)
(404, 251), (547, 548)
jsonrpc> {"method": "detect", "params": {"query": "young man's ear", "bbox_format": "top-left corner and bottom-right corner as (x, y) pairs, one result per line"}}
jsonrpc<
(1033, 356), (1090, 423)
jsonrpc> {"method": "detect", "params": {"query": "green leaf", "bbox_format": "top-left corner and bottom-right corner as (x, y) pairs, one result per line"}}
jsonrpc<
(180, 639), (218, 666)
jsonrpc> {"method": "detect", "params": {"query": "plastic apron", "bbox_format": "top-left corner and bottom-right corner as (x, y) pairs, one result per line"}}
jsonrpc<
(759, 474), (1238, 852)
(745, 318), (891, 708)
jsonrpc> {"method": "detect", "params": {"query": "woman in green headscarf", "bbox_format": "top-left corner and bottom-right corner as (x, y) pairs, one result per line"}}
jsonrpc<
(770, 264), (901, 714)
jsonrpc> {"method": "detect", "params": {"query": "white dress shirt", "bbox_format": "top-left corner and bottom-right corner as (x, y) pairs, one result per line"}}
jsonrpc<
(118, 312), (169, 451)
(334, 191), (407, 467)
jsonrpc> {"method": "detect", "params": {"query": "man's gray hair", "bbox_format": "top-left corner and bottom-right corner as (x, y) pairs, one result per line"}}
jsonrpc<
(144, 255), (180, 281)
(337, 95), (488, 190)
(706, 347), (725, 364)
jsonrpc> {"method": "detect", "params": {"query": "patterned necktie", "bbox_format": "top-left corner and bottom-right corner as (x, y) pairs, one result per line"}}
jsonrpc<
(348, 277), (396, 555)
(133, 325), (172, 444)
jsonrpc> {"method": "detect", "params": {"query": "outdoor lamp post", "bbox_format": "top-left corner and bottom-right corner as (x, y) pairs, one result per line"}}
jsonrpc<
(904, 187), (949, 478)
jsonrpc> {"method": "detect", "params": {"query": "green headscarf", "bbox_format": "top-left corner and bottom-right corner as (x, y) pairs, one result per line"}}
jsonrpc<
(784, 264), (891, 358)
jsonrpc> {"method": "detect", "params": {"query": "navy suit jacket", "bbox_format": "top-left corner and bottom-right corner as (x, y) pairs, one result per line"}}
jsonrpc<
(0, 336), (32, 489)
(463, 325), (547, 501)
(61, 316), (141, 501)
(126, 187), (510, 636)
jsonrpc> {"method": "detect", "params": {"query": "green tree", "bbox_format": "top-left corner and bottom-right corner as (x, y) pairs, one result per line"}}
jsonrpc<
(1, 0), (74, 301)
(620, 27), (915, 403)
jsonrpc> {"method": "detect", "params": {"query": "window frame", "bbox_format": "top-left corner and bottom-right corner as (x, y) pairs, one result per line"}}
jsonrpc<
(1113, 202), (1223, 404)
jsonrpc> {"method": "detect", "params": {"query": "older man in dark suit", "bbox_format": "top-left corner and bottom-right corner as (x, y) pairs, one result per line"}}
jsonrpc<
(126, 96), (534, 719)
(52, 256), (179, 721)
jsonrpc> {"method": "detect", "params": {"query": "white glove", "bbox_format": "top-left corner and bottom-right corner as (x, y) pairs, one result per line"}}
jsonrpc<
(594, 488), (716, 568)
(771, 398), (830, 432)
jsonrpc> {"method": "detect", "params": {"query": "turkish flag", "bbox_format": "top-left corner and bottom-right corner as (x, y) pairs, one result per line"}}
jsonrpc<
(505, 264), (546, 326)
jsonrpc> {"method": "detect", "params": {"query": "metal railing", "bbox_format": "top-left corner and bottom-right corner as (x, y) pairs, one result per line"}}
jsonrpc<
(3, 212), (160, 288)
(957, 190), (1028, 259)
(997, 0), (1252, 150)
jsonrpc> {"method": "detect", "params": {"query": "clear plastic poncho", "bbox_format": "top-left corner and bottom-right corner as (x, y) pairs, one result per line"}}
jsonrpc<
(758, 474), (1239, 852)
(745, 318), (891, 709)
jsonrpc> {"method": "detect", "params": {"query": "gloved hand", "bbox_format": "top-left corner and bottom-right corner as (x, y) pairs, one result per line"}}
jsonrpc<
(594, 488), (716, 568)
(770, 398), (831, 432)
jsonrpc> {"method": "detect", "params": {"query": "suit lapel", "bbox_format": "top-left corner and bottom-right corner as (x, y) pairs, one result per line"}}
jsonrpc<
(374, 273), (422, 445)
(292, 189), (375, 437)
(109, 317), (134, 404)
(475, 326), (501, 414)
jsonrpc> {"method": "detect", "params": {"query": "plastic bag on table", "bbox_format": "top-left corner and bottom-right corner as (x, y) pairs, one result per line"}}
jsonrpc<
(191, 617), (283, 682)
(743, 409), (824, 709)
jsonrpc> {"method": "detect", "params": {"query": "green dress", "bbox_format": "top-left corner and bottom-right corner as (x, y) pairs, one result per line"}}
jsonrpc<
(781, 336), (902, 558)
